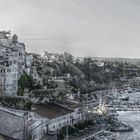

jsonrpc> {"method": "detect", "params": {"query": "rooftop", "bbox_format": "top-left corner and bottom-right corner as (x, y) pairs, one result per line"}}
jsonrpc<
(54, 100), (80, 110)
(0, 106), (26, 118)
(32, 103), (72, 119)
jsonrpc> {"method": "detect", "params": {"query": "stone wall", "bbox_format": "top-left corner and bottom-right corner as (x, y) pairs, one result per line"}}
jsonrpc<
(0, 109), (24, 140)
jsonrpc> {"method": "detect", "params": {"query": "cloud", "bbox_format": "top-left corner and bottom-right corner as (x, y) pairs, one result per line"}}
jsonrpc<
(0, 0), (140, 58)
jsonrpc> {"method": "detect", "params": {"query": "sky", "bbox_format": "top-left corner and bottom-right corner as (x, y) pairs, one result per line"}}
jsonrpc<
(0, 0), (140, 58)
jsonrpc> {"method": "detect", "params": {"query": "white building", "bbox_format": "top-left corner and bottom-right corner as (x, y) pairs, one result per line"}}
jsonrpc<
(0, 31), (32, 95)
(0, 106), (49, 140)
(32, 102), (82, 133)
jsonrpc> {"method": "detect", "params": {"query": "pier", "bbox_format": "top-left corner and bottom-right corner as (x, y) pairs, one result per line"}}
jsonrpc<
(81, 129), (106, 140)
(107, 104), (140, 111)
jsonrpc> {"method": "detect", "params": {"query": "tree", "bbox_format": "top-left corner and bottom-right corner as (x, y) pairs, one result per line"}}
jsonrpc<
(18, 72), (34, 96)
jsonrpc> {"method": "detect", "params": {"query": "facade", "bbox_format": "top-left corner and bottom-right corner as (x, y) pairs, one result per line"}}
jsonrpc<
(0, 106), (49, 140)
(0, 107), (25, 140)
(0, 31), (32, 95)
(0, 103), (82, 139)
(32, 103), (82, 133)
(48, 107), (82, 132)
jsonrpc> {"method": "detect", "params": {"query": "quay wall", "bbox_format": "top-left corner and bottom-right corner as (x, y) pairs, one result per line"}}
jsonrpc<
(0, 109), (24, 140)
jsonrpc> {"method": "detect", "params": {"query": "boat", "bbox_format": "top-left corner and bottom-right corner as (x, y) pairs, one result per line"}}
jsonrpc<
(109, 112), (118, 120)
(96, 96), (107, 115)
(110, 125), (133, 132)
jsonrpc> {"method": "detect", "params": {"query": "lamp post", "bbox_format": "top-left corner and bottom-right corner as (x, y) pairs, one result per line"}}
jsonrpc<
(66, 114), (69, 140)
(23, 112), (28, 140)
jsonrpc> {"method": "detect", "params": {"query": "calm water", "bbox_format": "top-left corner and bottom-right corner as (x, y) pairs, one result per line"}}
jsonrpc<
(112, 92), (140, 140)
(115, 91), (140, 140)
(116, 111), (140, 140)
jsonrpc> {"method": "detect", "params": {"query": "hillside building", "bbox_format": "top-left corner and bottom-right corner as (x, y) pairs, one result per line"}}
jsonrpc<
(32, 101), (82, 133)
(0, 31), (32, 95)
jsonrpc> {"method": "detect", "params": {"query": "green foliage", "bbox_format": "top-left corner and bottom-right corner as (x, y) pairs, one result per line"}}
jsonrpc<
(74, 122), (87, 130)
(33, 52), (140, 92)
(57, 120), (95, 139)
(0, 95), (32, 110)
(68, 126), (77, 135)
(57, 127), (67, 140)
(18, 72), (34, 96)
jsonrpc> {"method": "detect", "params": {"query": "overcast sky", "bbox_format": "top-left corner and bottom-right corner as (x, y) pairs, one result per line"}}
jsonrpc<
(0, 0), (140, 58)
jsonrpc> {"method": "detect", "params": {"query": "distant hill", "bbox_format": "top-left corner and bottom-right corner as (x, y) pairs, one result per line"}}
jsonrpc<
(77, 57), (140, 66)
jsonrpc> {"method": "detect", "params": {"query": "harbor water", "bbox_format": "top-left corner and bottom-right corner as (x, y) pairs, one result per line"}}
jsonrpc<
(115, 91), (140, 140)
(116, 111), (140, 140)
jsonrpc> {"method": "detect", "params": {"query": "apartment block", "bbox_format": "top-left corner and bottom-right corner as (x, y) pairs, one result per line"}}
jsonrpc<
(0, 31), (32, 95)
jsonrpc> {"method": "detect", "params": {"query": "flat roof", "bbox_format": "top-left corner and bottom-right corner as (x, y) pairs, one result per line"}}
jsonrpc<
(54, 100), (80, 110)
(0, 106), (25, 118)
(32, 104), (72, 119)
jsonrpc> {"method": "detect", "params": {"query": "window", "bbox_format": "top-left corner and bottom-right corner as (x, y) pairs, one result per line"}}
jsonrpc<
(13, 86), (17, 90)
(19, 52), (22, 56)
(12, 74), (16, 78)
(13, 68), (17, 72)
(9, 61), (12, 65)
(59, 123), (61, 127)
(64, 121), (66, 125)
(13, 60), (17, 64)
(7, 69), (11, 72)
(13, 80), (17, 85)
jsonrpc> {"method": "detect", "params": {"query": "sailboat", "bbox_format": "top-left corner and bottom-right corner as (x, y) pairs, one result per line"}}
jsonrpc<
(97, 96), (107, 115)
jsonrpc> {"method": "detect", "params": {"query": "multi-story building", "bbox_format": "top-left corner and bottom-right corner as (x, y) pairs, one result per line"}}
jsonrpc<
(0, 31), (32, 95)
(0, 106), (49, 140)
(32, 100), (82, 133)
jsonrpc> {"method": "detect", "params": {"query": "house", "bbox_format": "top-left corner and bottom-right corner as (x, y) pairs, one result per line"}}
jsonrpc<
(48, 79), (65, 89)
(0, 31), (32, 95)
(32, 102), (82, 133)
(0, 106), (25, 140)
(0, 106), (49, 140)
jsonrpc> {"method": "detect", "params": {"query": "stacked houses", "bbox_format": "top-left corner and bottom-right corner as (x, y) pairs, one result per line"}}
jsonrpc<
(0, 31), (32, 95)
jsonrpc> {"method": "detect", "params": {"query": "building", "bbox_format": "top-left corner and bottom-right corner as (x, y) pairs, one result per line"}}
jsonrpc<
(0, 102), (82, 139)
(0, 106), (49, 140)
(0, 31), (32, 95)
(32, 102), (82, 133)
(48, 78), (65, 89)
(0, 106), (25, 140)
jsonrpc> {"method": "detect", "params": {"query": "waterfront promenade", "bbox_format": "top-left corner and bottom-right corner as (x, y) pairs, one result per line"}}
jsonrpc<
(107, 104), (140, 111)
